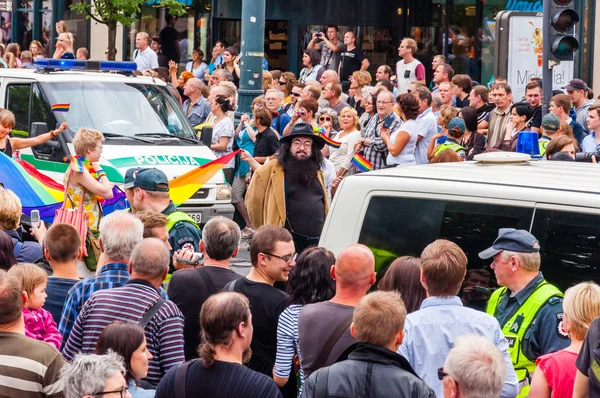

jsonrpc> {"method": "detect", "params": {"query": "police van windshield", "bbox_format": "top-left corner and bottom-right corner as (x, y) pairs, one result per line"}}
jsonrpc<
(41, 82), (197, 140)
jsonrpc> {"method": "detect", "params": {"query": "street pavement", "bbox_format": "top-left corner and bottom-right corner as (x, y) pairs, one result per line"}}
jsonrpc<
(230, 239), (251, 276)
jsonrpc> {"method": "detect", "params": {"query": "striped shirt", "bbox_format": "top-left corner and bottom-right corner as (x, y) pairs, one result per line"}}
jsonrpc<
(0, 331), (65, 397)
(62, 279), (185, 385)
(274, 304), (305, 396)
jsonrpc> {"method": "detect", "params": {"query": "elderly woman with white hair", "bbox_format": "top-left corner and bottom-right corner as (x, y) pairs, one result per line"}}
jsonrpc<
(61, 351), (132, 398)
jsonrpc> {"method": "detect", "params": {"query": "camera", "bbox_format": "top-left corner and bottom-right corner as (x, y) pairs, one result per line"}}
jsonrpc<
(295, 110), (306, 118)
(315, 33), (322, 38)
(574, 150), (600, 163)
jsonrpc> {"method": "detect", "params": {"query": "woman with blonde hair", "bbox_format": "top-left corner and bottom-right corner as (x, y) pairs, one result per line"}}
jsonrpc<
(6, 43), (21, 67)
(427, 105), (460, 161)
(29, 40), (44, 58)
(330, 107), (362, 176)
(262, 70), (273, 92)
(64, 128), (114, 232)
(348, 70), (372, 117)
(53, 32), (75, 59)
(530, 282), (600, 397)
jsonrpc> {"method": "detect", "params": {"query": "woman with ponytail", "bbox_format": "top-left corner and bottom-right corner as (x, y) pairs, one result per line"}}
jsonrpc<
(210, 94), (236, 184)
(155, 292), (282, 397)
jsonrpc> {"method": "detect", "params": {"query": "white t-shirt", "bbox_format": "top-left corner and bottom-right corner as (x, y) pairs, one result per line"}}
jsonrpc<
(386, 119), (419, 166)
(133, 47), (159, 71)
(329, 130), (362, 172)
(415, 108), (438, 165)
(396, 58), (424, 95)
(212, 117), (235, 168)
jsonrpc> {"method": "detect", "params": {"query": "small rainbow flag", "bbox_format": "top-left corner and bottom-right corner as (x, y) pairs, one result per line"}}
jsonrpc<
(351, 153), (373, 172)
(51, 103), (70, 112)
(318, 132), (341, 149)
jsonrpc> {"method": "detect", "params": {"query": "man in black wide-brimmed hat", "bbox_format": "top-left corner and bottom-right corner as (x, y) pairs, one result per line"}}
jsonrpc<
(246, 123), (328, 253)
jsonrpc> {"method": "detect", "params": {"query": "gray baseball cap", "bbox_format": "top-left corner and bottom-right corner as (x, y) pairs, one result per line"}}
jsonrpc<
(479, 228), (540, 259)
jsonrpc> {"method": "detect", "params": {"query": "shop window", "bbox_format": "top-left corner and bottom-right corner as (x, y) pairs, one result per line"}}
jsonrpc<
(531, 209), (600, 291)
(62, 0), (88, 52)
(358, 196), (533, 275)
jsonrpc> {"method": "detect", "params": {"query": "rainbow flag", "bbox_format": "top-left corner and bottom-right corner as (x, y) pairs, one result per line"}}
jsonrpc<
(168, 150), (240, 205)
(318, 132), (342, 149)
(51, 103), (70, 112)
(351, 153), (373, 172)
(0, 153), (127, 222)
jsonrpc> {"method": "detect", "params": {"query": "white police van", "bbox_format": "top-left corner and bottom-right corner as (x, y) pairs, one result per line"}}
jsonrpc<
(3, 59), (233, 224)
(320, 153), (600, 291)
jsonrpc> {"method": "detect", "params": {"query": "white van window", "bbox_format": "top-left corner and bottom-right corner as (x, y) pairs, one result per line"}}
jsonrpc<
(358, 196), (534, 275)
(531, 209), (600, 291)
(6, 84), (31, 135)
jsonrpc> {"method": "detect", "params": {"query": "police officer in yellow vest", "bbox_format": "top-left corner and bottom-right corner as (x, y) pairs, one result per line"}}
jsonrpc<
(480, 228), (569, 398)
(434, 117), (467, 159)
(124, 167), (202, 274)
(538, 113), (561, 158)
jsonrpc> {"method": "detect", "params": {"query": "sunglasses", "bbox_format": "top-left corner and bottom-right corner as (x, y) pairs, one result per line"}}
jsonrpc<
(291, 92), (301, 97)
(278, 81), (286, 85)
(319, 117), (332, 121)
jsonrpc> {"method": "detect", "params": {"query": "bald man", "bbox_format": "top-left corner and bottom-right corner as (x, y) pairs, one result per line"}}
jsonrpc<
(298, 244), (376, 378)
(318, 70), (348, 107)
(181, 77), (210, 127)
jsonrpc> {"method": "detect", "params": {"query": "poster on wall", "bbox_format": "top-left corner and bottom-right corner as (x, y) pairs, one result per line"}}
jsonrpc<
(507, 15), (573, 100)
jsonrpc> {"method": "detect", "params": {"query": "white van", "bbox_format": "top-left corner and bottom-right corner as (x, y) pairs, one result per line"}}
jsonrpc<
(2, 61), (233, 224)
(320, 154), (600, 291)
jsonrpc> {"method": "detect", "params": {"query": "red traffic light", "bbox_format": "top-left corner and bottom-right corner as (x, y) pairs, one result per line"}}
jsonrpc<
(551, 9), (580, 32)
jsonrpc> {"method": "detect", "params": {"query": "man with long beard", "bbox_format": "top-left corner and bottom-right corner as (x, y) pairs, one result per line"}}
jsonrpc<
(246, 123), (328, 253)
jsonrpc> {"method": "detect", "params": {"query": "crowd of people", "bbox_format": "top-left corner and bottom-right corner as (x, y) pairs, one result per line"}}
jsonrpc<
(3, 19), (600, 398)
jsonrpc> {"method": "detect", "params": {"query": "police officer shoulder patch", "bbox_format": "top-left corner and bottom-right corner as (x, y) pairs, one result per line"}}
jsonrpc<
(556, 312), (569, 339)
(548, 296), (563, 305)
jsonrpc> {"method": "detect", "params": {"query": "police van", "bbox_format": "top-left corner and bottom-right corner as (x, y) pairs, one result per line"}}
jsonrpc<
(320, 153), (600, 291)
(3, 59), (233, 224)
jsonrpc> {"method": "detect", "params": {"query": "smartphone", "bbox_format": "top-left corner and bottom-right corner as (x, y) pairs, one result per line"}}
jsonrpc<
(30, 210), (40, 227)
(382, 114), (394, 129)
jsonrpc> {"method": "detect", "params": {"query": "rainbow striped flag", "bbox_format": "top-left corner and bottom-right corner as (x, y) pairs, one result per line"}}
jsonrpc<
(351, 153), (373, 172)
(318, 132), (342, 149)
(168, 150), (240, 205)
(51, 103), (70, 112)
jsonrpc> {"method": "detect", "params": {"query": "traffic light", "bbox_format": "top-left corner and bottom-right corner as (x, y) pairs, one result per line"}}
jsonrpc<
(548, 0), (580, 61)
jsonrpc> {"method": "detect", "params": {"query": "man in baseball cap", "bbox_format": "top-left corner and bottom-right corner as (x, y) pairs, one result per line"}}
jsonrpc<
(538, 113), (561, 157)
(481, 228), (568, 397)
(563, 78), (594, 134)
(125, 167), (201, 275)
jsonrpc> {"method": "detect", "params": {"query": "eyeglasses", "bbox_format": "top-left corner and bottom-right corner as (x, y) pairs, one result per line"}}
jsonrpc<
(319, 117), (332, 121)
(263, 252), (298, 264)
(291, 92), (302, 97)
(292, 139), (313, 148)
(350, 86), (359, 90)
(93, 386), (129, 397)
(278, 81), (287, 85)
(437, 367), (450, 381)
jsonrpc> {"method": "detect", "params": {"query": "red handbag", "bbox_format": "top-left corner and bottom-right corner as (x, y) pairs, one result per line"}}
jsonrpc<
(54, 169), (89, 258)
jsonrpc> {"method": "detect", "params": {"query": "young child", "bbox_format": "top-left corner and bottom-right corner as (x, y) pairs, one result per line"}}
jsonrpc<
(7, 263), (62, 350)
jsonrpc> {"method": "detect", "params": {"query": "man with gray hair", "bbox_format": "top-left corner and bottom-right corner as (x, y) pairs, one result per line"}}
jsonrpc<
(59, 210), (146, 343)
(62, 238), (185, 385)
(181, 77), (210, 127)
(440, 334), (507, 398)
(61, 351), (127, 398)
(133, 31), (158, 71)
(0, 270), (65, 396)
(168, 216), (242, 359)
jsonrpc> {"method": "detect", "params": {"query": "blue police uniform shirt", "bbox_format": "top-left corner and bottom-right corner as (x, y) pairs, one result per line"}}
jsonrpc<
(490, 272), (570, 361)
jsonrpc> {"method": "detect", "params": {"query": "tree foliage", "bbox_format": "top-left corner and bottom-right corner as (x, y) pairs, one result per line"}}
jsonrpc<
(70, 0), (187, 60)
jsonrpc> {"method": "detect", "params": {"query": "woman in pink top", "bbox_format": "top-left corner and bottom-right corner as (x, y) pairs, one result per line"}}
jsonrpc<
(7, 263), (62, 350)
(529, 282), (600, 398)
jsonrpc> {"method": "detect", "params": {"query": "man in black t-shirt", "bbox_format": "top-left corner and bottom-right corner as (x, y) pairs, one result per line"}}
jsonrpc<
(168, 216), (241, 360)
(338, 31), (369, 90)
(252, 107), (280, 164)
(159, 15), (180, 63)
(246, 124), (328, 253)
(525, 82), (543, 133)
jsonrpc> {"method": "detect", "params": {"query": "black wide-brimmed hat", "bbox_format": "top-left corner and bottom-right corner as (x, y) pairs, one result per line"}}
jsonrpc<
(280, 123), (325, 149)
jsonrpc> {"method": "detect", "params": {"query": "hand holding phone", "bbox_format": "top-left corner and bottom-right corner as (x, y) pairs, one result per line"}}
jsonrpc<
(382, 114), (394, 129)
(31, 210), (40, 227)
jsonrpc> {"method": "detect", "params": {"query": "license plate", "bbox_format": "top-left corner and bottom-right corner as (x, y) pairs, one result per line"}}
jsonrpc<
(189, 213), (202, 223)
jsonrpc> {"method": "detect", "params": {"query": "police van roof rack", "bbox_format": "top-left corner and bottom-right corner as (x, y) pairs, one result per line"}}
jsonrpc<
(473, 152), (532, 165)
(32, 59), (138, 75)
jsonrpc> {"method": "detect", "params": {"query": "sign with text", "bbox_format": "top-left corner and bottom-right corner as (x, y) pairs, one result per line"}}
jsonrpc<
(507, 15), (573, 99)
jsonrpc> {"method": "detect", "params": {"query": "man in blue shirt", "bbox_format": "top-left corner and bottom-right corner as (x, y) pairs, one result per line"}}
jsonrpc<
(181, 78), (210, 127)
(582, 104), (600, 153)
(58, 211), (144, 344)
(397, 239), (518, 398)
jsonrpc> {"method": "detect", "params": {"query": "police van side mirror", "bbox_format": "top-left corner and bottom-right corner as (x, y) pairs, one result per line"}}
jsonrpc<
(31, 122), (59, 149)
(200, 126), (213, 147)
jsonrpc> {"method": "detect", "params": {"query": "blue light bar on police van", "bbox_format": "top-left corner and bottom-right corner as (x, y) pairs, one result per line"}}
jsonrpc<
(33, 58), (137, 73)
